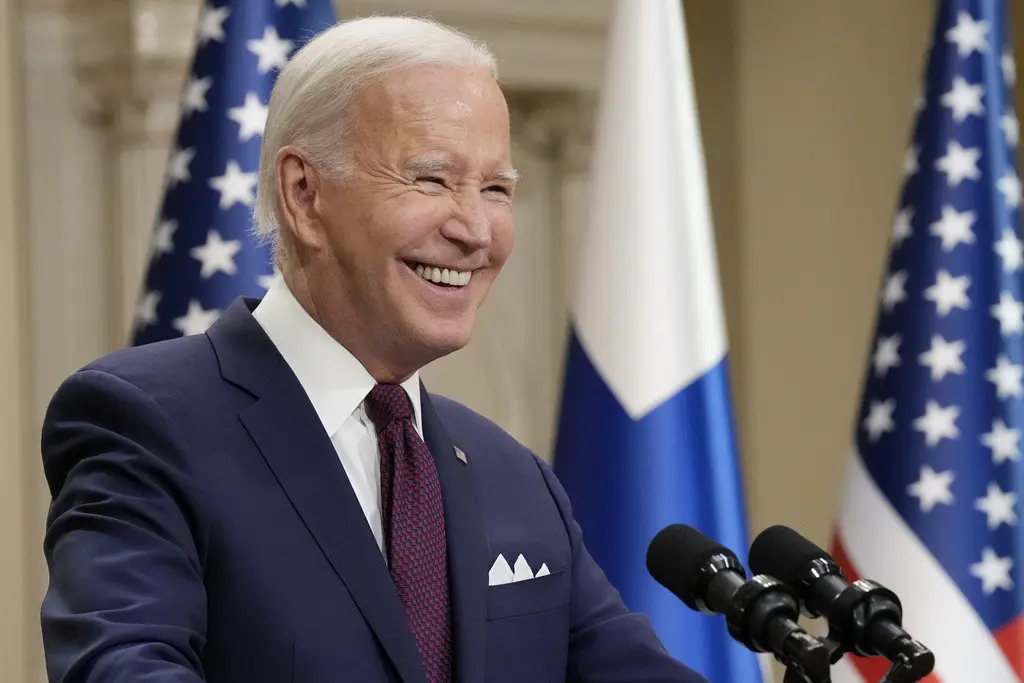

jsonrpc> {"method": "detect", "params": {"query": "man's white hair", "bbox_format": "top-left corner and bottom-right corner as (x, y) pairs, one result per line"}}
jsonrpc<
(252, 15), (498, 259)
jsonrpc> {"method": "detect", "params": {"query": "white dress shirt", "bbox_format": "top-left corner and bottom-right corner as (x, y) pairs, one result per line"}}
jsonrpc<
(252, 275), (423, 554)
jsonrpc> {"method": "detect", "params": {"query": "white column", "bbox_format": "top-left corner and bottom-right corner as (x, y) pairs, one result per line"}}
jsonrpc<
(62, 0), (196, 339)
(110, 99), (181, 339)
(513, 93), (594, 460)
(18, 10), (123, 680)
(549, 93), (595, 344)
(16, 4), (192, 677)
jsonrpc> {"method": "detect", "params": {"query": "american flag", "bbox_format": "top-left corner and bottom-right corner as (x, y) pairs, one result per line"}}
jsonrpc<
(131, 0), (336, 346)
(829, 1), (1023, 682)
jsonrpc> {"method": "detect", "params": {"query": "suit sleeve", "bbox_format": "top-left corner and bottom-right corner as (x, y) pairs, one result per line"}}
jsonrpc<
(532, 456), (709, 683)
(40, 368), (209, 683)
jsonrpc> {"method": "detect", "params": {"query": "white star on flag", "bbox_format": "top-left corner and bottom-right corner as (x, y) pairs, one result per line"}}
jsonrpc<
(905, 146), (919, 177)
(197, 4), (231, 46)
(881, 270), (908, 312)
(934, 140), (981, 186)
(182, 76), (213, 117)
(135, 290), (161, 327)
(998, 170), (1022, 209)
(940, 77), (985, 122)
(929, 204), (976, 250)
(277, 0), (307, 5)
(982, 418), (1022, 465)
(975, 483), (1017, 530)
(970, 547), (1014, 595)
(991, 291), (1024, 335)
(166, 147), (195, 188)
(172, 300), (222, 336)
(918, 334), (966, 381)
(248, 26), (294, 74)
(863, 399), (897, 442)
(152, 219), (177, 257)
(907, 465), (956, 512)
(913, 400), (961, 447)
(209, 160), (258, 209)
(1003, 111), (1020, 148)
(873, 334), (902, 377)
(945, 11), (989, 56)
(924, 270), (971, 316)
(892, 207), (913, 247)
(190, 230), (242, 278)
(228, 92), (269, 141)
(986, 354), (1024, 399)
(995, 229), (1024, 272)
(1004, 48), (1017, 87)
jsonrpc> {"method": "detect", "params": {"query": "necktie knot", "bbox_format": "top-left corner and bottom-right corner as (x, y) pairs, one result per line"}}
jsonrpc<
(365, 383), (413, 426)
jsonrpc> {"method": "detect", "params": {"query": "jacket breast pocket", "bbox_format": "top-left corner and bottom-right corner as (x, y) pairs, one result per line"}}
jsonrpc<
(486, 566), (571, 621)
(484, 567), (572, 683)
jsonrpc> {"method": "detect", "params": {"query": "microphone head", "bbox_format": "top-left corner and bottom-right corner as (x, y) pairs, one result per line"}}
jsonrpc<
(646, 524), (743, 612)
(748, 525), (840, 584)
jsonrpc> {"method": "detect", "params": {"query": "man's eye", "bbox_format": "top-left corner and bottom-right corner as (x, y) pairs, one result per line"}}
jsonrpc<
(486, 185), (510, 195)
(419, 176), (445, 186)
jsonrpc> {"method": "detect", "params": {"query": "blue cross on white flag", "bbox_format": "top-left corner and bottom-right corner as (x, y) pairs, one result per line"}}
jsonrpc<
(131, 0), (336, 346)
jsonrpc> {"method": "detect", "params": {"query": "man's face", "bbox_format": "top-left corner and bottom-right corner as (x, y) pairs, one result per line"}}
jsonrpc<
(314, 65), (516, 369)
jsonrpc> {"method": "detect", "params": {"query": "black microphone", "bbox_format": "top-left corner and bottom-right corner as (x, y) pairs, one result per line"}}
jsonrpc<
(749, 525), (934, 679)
(646, 524), (832, 682)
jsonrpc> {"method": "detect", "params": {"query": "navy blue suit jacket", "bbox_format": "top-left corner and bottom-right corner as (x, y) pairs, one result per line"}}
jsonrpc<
(40, 298), (708, 683)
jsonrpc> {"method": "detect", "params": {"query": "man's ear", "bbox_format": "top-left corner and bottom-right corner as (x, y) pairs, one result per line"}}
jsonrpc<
(275, 146), (327, 253)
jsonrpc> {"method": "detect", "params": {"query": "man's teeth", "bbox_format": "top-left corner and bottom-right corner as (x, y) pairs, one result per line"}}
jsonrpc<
(413, 263), (472, 286)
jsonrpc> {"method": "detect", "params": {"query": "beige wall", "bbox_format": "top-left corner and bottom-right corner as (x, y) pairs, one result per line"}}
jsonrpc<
(0, 0), (37, 680)
(2, 1), (1022, 680)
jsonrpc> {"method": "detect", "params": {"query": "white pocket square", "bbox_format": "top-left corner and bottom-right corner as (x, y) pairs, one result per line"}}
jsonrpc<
(488, 553), (550, 586)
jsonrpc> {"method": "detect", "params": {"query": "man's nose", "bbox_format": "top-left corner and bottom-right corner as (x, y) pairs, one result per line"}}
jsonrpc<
(443, 191), (492, 249)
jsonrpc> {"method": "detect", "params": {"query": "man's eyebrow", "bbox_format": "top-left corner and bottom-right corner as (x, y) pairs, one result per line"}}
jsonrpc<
(490, 168), (521, 185)
(405, 156), (520, 185)
(405, 156), (457, 176)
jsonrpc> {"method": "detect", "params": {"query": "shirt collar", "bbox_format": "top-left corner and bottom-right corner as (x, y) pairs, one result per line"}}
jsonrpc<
(252, 275), (423, 438)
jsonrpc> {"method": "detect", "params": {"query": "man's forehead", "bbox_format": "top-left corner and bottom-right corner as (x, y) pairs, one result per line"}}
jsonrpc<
(374, 64), (497, 102)
(351, 69), (507, 133)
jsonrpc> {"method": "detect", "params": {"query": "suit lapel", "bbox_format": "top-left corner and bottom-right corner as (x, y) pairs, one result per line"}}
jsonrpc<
(208, 300), (427, 683)
(420, 389), (488, 683)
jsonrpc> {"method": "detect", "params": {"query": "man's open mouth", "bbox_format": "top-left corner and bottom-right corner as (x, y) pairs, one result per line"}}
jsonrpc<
(406, 261), (472, 287)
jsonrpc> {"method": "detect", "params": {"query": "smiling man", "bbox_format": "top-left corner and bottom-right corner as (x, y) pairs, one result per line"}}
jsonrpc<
(38, 15), (708, 683)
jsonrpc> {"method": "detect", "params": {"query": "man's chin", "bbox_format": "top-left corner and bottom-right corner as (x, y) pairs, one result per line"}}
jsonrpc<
(405, 316), (476, 363)
(424, 328), (473, 358)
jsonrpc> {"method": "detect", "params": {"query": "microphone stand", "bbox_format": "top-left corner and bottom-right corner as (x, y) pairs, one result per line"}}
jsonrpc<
(807, 580), (935, 683)
(780, 632), (933, 683)
(780, 652), (933, 683)
(878, 655), (934, 683)
(781, 665), (830, 683)
(779, 633), (842, 683)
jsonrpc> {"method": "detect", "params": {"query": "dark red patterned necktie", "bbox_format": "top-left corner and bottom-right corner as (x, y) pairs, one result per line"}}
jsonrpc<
(365, 383), (452, 683)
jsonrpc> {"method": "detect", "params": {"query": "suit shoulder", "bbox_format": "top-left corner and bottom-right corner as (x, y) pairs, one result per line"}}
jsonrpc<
(65, 334), (218, 398)
(428, 393), (540, 463)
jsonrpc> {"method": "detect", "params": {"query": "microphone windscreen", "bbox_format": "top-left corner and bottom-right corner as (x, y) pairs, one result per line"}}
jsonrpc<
(748, 525), (830, 582)
(646, 524), (736, 603)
